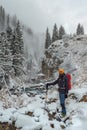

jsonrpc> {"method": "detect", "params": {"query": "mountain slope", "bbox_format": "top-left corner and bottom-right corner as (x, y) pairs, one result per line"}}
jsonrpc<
(42, 35), (87, 86)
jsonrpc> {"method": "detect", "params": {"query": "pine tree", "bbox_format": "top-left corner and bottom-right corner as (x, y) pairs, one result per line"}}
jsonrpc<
(7, 15), (10, 27)
(0, 33), (5, 87)
(6, 26), (13, 55)
(11, 21), (24, 55)
(2, 8), (5, 30)
(52, 23), (58, 42)
(0, 32), (5, 64)
(76, 23), (84, 35)
(0, 29), (13, 85)
(12, 21), (24, 76)
(0, 31), (12, 77)
(0, 6), (3, 25)
(76, 23), (81, 35)
(0, 6), (5, 31)
(59, 25), (65, 39)
(15, 21), (24, 54)
(80, 25), (84, 35)
(45, 27), (51, 49)
(4, 31), (12, 74)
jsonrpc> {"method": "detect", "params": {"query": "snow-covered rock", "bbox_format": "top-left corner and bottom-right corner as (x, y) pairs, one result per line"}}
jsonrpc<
(42, 35), (87, 86)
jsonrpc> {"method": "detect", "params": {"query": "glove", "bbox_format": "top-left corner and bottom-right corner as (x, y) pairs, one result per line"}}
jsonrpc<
(46, 83), (48, 90)
(65, 93), (68, 98)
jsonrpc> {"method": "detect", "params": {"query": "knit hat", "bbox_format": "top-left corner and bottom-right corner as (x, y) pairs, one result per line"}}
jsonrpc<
(58, 68), (64, 74)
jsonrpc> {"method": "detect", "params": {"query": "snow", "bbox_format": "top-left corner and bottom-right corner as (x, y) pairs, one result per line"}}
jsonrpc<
(66, 103), (87, 130)
(43, 35), (87, 86)
(0, 84), (86, 130)
(69, 86), (87, 100)
(0, 35), (87, 130)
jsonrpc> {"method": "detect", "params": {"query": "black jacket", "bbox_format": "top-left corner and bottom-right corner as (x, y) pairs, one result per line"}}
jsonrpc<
(47, 74), (68, 94)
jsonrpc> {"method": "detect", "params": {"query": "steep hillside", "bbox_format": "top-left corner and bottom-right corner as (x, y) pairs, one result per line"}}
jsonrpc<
(42, 35), (87, 86)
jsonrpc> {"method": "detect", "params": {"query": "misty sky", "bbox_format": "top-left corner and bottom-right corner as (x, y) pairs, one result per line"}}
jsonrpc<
(0, 0), (87, 34)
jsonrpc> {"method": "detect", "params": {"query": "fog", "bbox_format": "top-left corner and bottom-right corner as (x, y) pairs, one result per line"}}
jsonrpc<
(0, 0), (87, 33)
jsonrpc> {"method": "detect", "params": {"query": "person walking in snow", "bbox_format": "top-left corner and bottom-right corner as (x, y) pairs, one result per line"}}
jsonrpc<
(46, 68), (68, 117)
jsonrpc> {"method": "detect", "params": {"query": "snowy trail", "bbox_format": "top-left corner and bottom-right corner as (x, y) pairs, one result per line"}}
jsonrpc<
(0, 85), (87, 130)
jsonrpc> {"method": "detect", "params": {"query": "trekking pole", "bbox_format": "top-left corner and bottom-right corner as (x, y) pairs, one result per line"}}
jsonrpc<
(45, 70), (50, 109)
(45, 88), (48, 102)
(44, 89), (48, 110)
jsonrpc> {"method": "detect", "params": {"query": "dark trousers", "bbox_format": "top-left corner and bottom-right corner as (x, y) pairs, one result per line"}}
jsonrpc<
(59, 93), (66, 114)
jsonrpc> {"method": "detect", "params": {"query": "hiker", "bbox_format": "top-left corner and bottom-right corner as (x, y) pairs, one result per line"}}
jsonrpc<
(46, 68), (68, 116)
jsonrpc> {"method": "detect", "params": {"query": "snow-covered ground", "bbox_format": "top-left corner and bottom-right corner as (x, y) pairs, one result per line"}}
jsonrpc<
(0, 82), (87, 130)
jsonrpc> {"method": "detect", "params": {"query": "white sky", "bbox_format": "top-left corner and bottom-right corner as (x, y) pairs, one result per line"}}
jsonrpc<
(0, 0), (87, 34)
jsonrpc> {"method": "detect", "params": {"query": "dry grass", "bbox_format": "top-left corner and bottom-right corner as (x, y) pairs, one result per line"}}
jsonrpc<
(0, 122), (18, 130)
(80, 95), (87, 102)
(26, 111), (33, 116)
